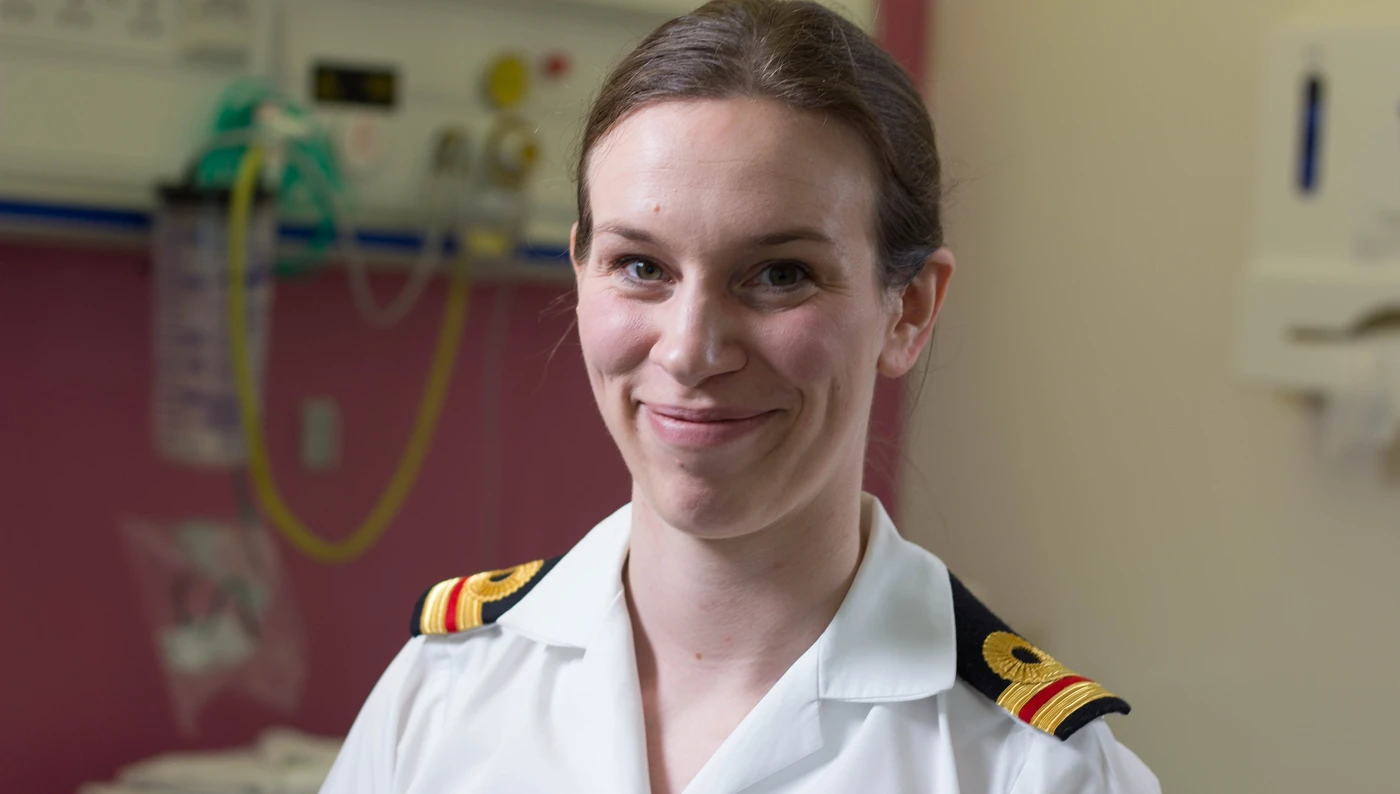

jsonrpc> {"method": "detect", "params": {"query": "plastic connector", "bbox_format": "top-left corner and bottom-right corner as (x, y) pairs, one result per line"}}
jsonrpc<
(432, 127), (471, 177)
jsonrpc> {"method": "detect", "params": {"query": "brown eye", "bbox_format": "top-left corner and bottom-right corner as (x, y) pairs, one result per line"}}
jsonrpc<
(756, 262), (808, 288)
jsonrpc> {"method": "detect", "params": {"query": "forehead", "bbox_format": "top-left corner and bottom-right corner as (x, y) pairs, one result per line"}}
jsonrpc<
(585, 99), (878, 248)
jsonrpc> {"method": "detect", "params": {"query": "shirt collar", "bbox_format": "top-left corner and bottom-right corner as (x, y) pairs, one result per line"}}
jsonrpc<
(496, 496), (958, 702)
(816, 495), (958, 702)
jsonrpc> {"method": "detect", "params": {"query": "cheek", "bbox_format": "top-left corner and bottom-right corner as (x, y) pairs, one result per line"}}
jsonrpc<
(577, 288), (652, 381)
(754, 303), (883, 392)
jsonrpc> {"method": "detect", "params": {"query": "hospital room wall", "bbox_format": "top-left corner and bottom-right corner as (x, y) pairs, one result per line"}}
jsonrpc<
(0, 245), (615, 793)
(0, 243), (907, 792)
(904, 1), (1400, 792)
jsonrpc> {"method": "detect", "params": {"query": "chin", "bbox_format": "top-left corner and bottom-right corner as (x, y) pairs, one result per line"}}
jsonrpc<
(637, 471), (774, 540)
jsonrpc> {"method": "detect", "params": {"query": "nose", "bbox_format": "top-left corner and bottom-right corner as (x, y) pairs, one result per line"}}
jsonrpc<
(651, 284), (746, 388)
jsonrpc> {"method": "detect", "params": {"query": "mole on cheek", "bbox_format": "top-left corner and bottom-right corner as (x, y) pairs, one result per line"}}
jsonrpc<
(653, 204), (661, 214)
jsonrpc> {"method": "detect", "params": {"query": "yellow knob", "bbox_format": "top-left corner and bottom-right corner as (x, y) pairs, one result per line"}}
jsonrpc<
(484, 54), (530, 109)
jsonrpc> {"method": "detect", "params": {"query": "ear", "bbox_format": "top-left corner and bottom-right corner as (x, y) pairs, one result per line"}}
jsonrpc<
(878, 247), (955, 378)
(570, 222), (584, 286)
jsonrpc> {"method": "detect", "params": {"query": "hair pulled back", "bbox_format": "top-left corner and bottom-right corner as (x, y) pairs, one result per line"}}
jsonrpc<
(574, 0), (942, 289)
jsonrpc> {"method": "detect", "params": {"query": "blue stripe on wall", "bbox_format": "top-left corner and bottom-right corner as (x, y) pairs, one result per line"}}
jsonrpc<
(0, 198), (570, 264)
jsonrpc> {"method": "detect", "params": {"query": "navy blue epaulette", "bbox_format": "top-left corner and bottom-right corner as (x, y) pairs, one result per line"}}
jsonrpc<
(411, 557), (562, 638)
(950, 574), (1131, 740)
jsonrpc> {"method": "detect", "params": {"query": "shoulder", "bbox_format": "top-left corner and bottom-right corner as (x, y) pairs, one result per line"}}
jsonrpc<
(380, 555), (567, 722)
(948, 573), (1130, 741)
(321, 557), (569, 792)
(941, 681), (1158, 793)
(940, 574), (1158, 792)
(410, 556), (563, 637)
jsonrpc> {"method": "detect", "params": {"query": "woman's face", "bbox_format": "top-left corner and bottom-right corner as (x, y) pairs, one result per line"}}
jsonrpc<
(574, 98), (948, 537)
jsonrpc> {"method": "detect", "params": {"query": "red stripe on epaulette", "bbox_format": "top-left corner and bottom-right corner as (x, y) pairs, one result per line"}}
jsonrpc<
(1018, 675), (1088, 723)
(443, 577), (468, 633)
(950, 574), (1131, 740)
(410, 557), (562, 638)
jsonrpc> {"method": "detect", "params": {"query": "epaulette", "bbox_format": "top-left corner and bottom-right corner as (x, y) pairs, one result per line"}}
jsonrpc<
(411, 556), (562, 638)
(950, 574), (1130, 740)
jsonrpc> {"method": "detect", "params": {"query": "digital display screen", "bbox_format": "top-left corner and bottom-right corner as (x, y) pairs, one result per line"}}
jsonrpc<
(312, 63), (398, 108)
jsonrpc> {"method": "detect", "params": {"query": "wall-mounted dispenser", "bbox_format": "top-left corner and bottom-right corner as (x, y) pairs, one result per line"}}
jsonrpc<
(1239, 4), (1400, 453)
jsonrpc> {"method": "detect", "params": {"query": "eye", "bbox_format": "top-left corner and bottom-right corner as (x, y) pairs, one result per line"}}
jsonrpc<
(624, 258), (667, 282)
(754, 262), (810, 288)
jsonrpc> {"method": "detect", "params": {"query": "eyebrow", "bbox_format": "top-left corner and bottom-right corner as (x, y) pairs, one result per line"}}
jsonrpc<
(594, 222), (833, 248)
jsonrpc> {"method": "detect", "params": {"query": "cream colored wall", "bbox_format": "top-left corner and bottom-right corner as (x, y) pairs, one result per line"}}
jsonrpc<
(905, 1), (1400, 791)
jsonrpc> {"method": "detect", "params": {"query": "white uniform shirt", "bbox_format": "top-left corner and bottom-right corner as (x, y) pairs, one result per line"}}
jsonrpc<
(321, 500), (1159, 794)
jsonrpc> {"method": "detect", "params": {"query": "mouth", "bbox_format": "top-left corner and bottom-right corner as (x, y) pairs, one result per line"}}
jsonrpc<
(641, 403), (777, 448)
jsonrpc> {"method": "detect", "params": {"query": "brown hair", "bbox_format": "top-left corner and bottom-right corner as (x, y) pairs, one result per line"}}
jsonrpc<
(573, 0), (941, 289)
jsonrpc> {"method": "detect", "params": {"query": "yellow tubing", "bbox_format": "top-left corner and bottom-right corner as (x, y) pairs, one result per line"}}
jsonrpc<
(228, 145), (471, 563)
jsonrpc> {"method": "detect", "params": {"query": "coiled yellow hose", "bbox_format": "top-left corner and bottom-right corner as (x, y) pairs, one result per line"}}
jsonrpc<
(227, 145), (471, 563)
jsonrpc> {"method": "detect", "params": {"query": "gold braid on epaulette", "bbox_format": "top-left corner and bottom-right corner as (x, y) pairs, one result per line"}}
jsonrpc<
(411, 556), (561, 637)
(950, 574), (1131, 740)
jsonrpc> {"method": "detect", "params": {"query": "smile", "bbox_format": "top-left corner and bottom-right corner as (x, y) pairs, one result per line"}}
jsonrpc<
(641, 404), (777, 448)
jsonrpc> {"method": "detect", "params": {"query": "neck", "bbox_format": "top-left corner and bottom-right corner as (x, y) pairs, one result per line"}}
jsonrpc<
(624, 482), (870, 692)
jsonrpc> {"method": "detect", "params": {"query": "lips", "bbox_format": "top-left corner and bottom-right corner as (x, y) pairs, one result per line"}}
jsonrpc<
(641, 403), (776, 447)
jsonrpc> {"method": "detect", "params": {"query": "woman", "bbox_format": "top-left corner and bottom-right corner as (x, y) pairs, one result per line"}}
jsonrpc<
(321, 1), (1158, 791)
